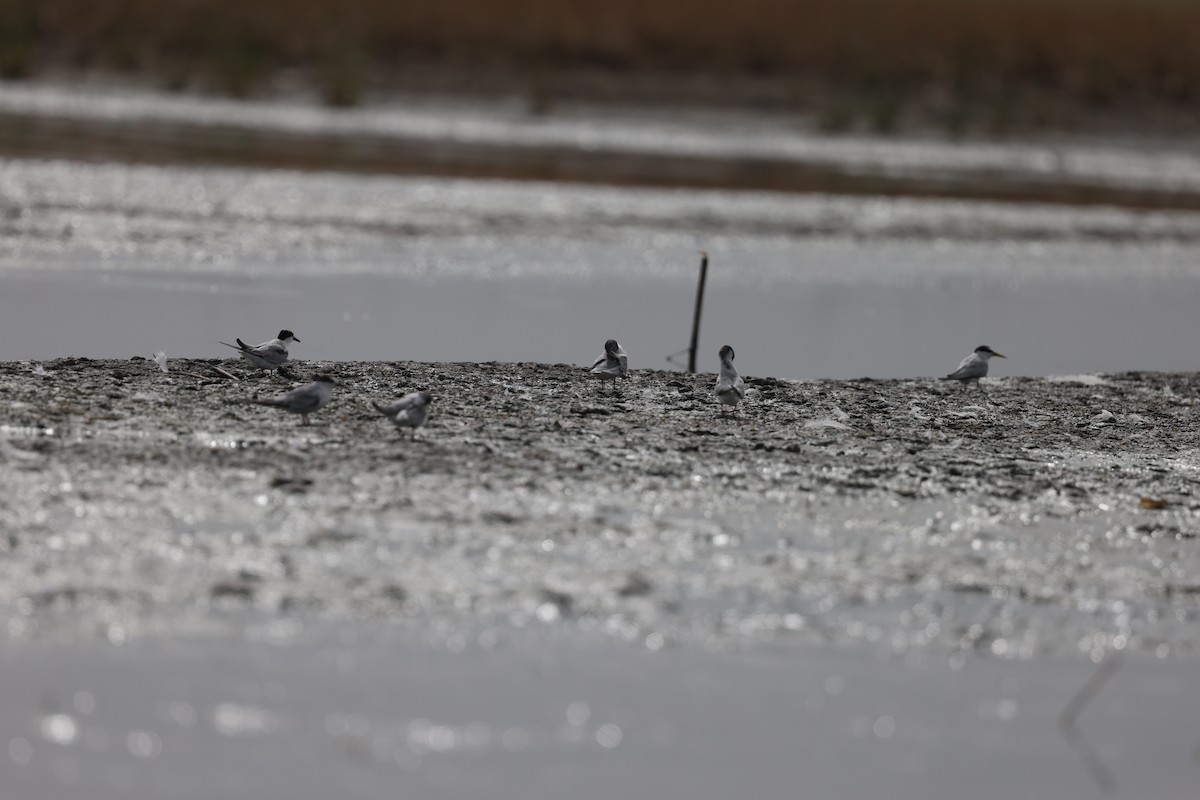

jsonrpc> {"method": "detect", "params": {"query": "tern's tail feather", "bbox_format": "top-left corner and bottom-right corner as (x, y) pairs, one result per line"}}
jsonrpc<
(372, 401), (398, 418)
(218, 340), (245, 351)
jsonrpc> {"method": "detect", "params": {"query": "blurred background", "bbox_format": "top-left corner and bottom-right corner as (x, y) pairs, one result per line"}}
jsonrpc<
(4, 0), (1199, 130)
(2, 0), (1200, 375)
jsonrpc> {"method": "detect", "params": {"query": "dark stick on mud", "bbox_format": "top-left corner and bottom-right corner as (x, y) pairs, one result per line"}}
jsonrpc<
(687, 251), (708, 374)
(1059, 654), (1122, 795)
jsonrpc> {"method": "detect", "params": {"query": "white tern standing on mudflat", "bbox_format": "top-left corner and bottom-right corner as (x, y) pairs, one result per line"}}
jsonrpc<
(373, 391), (433, 437)
(589, 339), (629, 384)
(945, 345), (1006, 391)
(714, 345), (746, 414)
(219, 329), (299, 371)
(249, 374), (337, 425)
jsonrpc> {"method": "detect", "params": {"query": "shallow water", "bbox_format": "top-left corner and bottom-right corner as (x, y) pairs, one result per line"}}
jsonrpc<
(2, 630), (1197, 800)
(3, 159), (1200, 378)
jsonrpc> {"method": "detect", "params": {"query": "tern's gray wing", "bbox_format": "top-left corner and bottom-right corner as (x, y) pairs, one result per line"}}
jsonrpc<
(591, 352), (623, 375)
(616, 349), (629, 377)
(277, 385), (324, 413)
(717, 374), (746, 399)
(715, 377), (738, 396)
(248, 342), (288, 364)
(947, 354), (986, 381)
(377, 392), (423, 416)
(715, 364), (745, 398)
(589, 353), (607, 371)
(395, 406), (429, 429)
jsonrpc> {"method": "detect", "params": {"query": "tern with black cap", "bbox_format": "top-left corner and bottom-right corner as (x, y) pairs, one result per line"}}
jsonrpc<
(220, 329), (299, 372)
(589, 339), (629, 386)
(946, 345), (1007, 391)
(714, 345), (746, 414)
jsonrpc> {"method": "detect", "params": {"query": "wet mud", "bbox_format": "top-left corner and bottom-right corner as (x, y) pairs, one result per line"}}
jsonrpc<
(2, 358), (1199, 660)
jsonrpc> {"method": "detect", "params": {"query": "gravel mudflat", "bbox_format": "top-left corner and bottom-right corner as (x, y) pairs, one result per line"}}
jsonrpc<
(3, 357), (1199, 659)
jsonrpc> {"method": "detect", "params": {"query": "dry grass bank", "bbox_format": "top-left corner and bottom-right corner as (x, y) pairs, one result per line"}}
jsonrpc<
(2, 1), (1199, 130)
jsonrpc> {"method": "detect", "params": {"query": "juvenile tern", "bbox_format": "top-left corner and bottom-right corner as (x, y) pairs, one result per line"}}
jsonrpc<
(373, 391), (433, 437)
(249, 374), (336, 425)
(589, 339), (629, 385)
(714, 345), (746, 413)
(945, 345), (1006, 391)
(219, 329), (299, 372)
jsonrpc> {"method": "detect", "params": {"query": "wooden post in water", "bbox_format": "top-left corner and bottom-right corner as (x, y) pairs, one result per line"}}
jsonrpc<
(687, 252), (709, 373)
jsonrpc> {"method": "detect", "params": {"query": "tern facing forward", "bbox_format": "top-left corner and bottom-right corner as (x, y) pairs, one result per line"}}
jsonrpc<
(373, 391), (433, 437)
(946, 345), (1006, 391)
(589, 339), (629, 385)
(220, 329), (299, 371)
(714, 345), (746, 414)
(250, 374), (336, 425)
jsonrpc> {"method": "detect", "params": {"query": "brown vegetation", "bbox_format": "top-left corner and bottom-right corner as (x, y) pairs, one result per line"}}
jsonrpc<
(2, 1), (1199, 128)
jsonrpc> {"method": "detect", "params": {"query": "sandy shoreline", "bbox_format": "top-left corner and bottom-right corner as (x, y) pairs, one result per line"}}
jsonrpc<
(2, 357), (1199, 657)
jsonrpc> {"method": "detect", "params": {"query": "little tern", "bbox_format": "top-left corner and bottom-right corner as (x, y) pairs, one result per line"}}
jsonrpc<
(714, 345), (746, 414)
(589, 339), (629, 386)
(219, 329), (299, 372)
(945, 345), (1006, 391)
(249, 374), (336, 425)
(373, 391), (433, 437)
